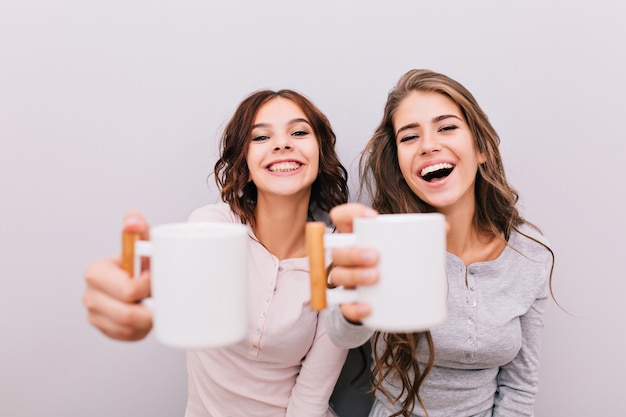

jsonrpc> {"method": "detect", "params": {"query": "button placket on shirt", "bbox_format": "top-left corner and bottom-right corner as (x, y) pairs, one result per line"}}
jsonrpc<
(249, 261), (280, 357)
(464, 267), (478, 361)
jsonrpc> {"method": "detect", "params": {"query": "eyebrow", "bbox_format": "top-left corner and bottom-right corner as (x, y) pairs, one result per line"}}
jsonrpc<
(395, 114), (462, 136)
(252, 118), (312, 130)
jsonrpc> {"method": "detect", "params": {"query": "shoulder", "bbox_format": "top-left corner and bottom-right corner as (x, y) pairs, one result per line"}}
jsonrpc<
(187, 202), (241, 224)
(514, 221), (551, 248)
(509, 222), (554, 273)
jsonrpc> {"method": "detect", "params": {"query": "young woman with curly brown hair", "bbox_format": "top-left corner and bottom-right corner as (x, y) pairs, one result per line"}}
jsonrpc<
(83, 89), (350, 416)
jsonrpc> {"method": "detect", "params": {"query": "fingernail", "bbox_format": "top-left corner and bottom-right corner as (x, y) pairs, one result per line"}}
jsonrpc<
(125, 215), (140, 225)
(361, 249), (377, 262)
(363, 208), (378, 217)
(357, 304), (371, 316)
(362, 269), (377, 282)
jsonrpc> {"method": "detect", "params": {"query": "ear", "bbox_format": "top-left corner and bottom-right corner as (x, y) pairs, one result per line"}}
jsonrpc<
(474, 135), (488, 164)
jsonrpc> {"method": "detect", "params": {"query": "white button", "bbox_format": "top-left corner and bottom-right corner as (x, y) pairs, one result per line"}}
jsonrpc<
(255, 328), (261, 335)
(278, 266), (284, 271)
(471, 301), (477, 307)
(468, 338), (474, 345)
(261, 311), (266, 318)
(468, 319), (474, 325)
(469, 285), (475, 291)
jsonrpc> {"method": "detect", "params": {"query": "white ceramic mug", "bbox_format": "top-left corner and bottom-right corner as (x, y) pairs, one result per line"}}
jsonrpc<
(134, 222), (248, 349)
(325, 213), (447, 332)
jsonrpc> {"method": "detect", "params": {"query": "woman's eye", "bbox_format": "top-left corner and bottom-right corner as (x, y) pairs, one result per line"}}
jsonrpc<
(292, 130), (309, 137)
(251, 135), (269, 142)
(439, 125), (458, 132)
(399, 134), (419, 143)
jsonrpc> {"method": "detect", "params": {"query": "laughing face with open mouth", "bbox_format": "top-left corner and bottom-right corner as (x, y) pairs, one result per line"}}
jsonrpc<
(394, 90), (486, 215)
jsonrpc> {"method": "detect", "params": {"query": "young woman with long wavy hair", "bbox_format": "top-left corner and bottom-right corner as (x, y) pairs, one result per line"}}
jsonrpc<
(325, 69), (554, 417)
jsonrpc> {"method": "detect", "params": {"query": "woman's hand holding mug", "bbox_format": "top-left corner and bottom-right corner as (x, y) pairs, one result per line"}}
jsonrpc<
(83, 211), (153, 341)
(84, 212), (249, 350)
(325, 203), (448, 332)
(327, 203), (380, 324)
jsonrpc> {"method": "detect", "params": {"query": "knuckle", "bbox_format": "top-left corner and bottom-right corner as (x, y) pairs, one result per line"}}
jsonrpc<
(349, 248), (365, 264)
(116, 306), (139, 327)
(328, 268), (342, 286)
(118, 284), (140, 302)
(116, 326), (139, 340)
(86, 312), (98, 327)
(83, 265), (96, 283)
(349, 269), (361, 285)
(82, 293), (93, 309)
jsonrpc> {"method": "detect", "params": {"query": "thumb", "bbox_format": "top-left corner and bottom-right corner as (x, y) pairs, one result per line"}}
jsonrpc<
(121, 210), (151, 277)
(123, 210), (151, 240)
(330, 203), (378, 233)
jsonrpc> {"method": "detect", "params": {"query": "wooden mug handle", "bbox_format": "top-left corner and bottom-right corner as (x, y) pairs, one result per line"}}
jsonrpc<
(121, 230), (141, 277)
(306, 222), (327, 311)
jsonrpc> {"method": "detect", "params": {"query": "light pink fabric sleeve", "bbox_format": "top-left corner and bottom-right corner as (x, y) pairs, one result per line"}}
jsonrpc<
(286, 313), (348, 417)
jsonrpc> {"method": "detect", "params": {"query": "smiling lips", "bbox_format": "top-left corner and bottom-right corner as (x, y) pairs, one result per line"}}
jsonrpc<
(267, 161), (302, 172)
(420, 162), (455, 182)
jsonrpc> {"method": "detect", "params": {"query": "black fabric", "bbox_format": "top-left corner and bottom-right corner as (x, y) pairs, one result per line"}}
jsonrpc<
(330, 343), (374, 417)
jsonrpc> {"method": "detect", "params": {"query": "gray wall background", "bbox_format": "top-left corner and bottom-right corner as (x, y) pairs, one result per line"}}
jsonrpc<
(1, 1), (624, 416)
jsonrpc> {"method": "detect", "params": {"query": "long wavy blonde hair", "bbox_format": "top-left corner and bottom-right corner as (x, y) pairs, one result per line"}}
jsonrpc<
(359, 69), (554, 416)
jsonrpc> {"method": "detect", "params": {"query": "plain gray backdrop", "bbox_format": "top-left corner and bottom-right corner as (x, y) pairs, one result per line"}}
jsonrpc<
(1, 0), (624, 416)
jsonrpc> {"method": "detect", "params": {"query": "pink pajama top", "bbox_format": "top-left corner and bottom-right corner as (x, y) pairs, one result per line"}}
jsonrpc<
(184, 203), (347, 417)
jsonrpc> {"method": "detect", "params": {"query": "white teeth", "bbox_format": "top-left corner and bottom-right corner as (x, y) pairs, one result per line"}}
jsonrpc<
(420, 162), (454, 177)
(268, 161), (301, 172)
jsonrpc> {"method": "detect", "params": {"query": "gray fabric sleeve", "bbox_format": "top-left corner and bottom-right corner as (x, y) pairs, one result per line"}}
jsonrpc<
(492, 234), (552, 416)
(322, 305), (374, 349)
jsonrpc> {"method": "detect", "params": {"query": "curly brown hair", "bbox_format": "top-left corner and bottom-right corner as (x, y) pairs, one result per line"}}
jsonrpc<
(360, 69), (554, 416)
(214, 89), (349, 227)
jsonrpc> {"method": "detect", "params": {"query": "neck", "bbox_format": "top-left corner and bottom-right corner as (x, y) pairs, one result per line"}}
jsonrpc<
(441, 204), (505, 266)
(253, 193), (311, 260)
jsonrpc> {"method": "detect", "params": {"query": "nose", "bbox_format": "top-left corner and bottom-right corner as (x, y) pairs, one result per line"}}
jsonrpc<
(273, 134), (292, 151)
(418, 130), (442, 155)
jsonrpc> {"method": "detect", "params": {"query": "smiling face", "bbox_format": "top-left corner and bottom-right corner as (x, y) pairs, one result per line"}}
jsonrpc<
(394, 90), (486, 215)
(246, 97), (320, 202)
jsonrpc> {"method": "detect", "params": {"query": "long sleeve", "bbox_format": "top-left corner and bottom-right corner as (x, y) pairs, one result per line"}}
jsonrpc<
(492, 226), (552, 416)
(286, 314), (348, 417)
(323, 305), (374, 349)
(493, 293), (548, 416)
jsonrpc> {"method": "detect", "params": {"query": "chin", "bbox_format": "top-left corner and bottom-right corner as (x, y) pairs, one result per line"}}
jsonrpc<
(421, 195), (457, 210)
